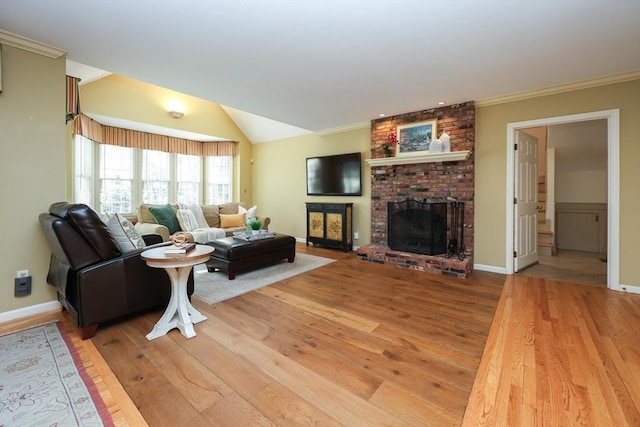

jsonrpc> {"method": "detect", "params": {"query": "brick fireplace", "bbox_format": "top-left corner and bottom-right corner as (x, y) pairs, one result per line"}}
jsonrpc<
(357, 101), (475, 278)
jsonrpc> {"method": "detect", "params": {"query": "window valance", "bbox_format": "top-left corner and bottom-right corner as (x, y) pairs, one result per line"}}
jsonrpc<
(72, 113), (237, 156)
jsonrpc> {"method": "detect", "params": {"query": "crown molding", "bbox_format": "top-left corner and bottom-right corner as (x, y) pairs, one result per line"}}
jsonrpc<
(317, 121), (370, 136)
(476, 71), (640, 108)
(0, 29), (66, 58)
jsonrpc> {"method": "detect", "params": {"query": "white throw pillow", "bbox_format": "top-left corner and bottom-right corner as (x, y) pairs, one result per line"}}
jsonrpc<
(106, 213), (147, 252)
(188, 204), (209, 229)
(238, 205), (249, 224)
(246, 205), (258, 220)
(176, 209), (199, 232)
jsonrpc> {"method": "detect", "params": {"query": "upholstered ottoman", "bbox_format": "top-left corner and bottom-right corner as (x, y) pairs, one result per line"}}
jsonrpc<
(205, 233), (296, 279)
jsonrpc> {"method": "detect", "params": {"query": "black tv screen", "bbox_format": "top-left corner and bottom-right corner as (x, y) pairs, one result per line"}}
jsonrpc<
(306, 152), (362, 196)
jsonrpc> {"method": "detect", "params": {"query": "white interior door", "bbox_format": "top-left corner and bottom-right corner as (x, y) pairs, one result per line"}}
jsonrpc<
(515, 131), (538, 271)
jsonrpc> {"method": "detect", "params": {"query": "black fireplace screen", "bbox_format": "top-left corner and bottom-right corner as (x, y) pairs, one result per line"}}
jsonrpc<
(387, 199), (447, 255)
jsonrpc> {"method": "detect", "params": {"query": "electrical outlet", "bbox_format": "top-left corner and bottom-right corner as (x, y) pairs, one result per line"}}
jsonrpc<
(17, 269), (29, 278)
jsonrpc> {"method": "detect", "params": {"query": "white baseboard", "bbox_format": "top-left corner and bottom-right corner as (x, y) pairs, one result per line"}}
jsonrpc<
(474, 263), (507, 274)
(0, 301), (62, 324)
(618, 284), (640, 294)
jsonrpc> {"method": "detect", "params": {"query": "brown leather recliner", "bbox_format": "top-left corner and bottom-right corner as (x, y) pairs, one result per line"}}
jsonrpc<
(39, 202), (194, 339)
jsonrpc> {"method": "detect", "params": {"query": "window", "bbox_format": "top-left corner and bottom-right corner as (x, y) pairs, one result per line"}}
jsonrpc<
(142, 150), (170, 204)
(73, 135), (93, 206)
(72, 138), (233, 213)
(206, 156), (232, 204)
(177, 154), (202, 204)
(99, 144), (133, 214)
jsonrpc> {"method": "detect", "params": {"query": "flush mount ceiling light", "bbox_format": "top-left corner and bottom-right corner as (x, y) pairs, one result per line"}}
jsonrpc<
(167, 100), (185, 118)
(438, 101), (446, 105)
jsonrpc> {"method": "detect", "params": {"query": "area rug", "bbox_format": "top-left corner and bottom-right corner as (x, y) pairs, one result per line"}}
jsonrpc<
(193, 253), (335, 304)
(0, 322), (113, 427)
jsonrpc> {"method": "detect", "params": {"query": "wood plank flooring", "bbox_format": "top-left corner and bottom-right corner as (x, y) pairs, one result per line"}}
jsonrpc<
(4, 243), (639, 426)
(463, 274), (640, 426)
(90, 245), (504, 426)
(517, 249), (608, 286)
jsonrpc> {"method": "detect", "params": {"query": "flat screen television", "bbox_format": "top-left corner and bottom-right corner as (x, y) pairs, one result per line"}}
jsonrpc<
(306, 152), (362, 196)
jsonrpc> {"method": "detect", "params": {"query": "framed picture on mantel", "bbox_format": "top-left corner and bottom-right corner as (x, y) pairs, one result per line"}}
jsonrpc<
(396, 120), (437, 156)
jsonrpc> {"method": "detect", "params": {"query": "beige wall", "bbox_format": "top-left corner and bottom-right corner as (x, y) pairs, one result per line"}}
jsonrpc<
(251, 127), (372, 245)
(556, 170), (608, 203)
(2, 54), (637, 318)
(475, 79), (639, 285)
(254, 80), (639, 286)
(80, 74), (254, 203)
(0, 46), (66, 313)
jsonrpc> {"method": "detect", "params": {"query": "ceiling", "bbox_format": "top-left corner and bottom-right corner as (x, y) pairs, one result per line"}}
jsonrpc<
(1, 1), (639, 142)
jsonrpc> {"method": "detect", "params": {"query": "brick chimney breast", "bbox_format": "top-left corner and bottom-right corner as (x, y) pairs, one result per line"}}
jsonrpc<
(359, 101), (475, 278)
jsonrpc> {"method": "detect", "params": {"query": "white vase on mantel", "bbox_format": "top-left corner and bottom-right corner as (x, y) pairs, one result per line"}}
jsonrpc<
(440, 132), (451, 152)
(429, 139), (443, 153)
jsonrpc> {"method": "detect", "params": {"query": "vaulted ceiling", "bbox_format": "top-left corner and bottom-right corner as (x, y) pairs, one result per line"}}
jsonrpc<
(1, 0), (639, 142)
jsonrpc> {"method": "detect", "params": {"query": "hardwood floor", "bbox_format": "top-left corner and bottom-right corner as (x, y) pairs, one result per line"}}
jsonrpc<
(4, 244), (639, 426)
(463, 274), (640, 426)
(91, 245), (504, 426)
(517, 249), (608, 286)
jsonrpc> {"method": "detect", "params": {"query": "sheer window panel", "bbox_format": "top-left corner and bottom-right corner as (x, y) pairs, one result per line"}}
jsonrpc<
(99, 144), (133, 214)
(73, 135), (94, 206)
(142, 149), (170, 204)
(206, 156), (232, 204)
(177, 154), (201, 204)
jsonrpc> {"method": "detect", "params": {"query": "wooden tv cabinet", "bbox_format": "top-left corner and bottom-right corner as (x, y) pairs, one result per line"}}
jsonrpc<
(306, 202), (353, 252)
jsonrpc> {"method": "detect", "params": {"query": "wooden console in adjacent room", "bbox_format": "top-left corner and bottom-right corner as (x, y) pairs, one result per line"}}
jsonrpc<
(306, 202), (353, 251)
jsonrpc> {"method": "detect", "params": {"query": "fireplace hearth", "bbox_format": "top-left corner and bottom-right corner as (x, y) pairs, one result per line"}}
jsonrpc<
(360, 196), (473, 278)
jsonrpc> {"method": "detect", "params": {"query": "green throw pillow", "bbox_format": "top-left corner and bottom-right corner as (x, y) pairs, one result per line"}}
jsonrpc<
(149, 204), (181, 235)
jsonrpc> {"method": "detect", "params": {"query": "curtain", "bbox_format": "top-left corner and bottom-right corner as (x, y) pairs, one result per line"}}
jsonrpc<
(66, 76), (81, 123)
(72, 113), (102, 142)
(202, 140), (236, 157)
(72, 113), (236, 156)
(0, 45), (3, 93)
(103, 126), (127, 147)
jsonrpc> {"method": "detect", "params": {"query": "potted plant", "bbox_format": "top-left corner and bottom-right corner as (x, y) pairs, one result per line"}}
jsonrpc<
(383, 131), (398, 157)
(249, 218), (261, 235)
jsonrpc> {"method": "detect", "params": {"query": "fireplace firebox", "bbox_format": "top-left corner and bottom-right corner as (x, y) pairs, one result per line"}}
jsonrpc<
(387, 199), (447, 256)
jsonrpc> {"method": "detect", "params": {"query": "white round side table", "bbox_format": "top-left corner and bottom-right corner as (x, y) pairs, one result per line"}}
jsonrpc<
(141, 245), (213, 340)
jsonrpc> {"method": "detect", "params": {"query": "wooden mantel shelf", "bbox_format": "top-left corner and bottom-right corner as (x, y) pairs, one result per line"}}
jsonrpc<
(366, 150), (471, 167)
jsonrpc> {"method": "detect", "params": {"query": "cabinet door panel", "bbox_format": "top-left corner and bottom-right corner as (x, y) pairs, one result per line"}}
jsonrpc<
(309, 212), (324, 238)
(326, 213), (343, 241)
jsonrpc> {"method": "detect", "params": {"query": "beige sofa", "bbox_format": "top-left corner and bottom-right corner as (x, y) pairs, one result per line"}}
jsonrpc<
(134, 202), (270, 243)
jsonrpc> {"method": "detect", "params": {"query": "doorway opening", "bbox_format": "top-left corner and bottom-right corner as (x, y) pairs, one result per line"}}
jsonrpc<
(505, 110), (620, 290)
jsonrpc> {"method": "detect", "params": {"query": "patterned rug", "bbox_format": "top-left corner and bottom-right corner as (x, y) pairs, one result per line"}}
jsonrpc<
(0, 322), (113, 426)
(193, 253), (335, 304)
